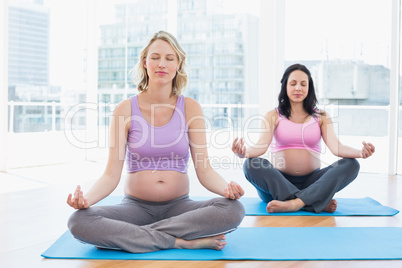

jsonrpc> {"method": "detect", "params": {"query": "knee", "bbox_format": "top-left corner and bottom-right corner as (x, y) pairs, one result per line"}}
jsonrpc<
(67, 209), (89, 239)
(232, 199), (246, 222)
(223, 199), (246, 225)
(341, 158), (360, 174)
(214, 198), (245, 225)
(243, 158), (261, 174)
(243, 157), (271, 176)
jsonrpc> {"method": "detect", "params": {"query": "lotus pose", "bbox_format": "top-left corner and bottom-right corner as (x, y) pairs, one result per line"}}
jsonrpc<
(232, 63), (375, 214)
(67, 31), (245, 253)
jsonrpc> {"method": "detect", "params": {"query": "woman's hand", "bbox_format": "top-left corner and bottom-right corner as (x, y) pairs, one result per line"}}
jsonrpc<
(67, 185), (89, 209)
(224, 181), (245, 200)
(360, 141), (375, 159)
(232, 137), (246, 158)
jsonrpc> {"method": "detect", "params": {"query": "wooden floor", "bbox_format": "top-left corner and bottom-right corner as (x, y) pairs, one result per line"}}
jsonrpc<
(1, 162), (402, 268)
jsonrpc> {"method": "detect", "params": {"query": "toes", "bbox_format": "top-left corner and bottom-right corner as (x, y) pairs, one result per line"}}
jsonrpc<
(329, 200), (337, 212)
(267, 206), (274, 213)
(216, 241), (227, 250)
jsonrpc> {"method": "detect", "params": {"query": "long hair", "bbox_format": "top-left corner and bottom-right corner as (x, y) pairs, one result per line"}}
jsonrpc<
(278, 63), (319, 118)
(131, 31), (188, 96)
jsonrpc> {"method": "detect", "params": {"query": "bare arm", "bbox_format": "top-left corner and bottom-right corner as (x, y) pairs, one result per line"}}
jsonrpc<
(186, 98), (244, 200)
(232, 109), (277, 158)
(320, 111), (375, 159)
(67, 100), (132, 209)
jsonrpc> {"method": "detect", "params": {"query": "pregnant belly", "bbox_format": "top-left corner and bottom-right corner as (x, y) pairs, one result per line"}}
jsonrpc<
(272, 149), (321, 176)
(124, 170), (190, 202)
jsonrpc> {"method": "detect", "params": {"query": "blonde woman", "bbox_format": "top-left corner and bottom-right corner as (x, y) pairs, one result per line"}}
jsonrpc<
(67, 31), (245, 253)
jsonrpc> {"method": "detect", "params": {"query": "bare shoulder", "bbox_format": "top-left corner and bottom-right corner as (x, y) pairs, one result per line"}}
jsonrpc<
(184, 96), (204, 128)
(266, 108), (278, 118)
(265, 108), (279, 126)
(113, 98), (131, 117)
(184, 96), (203, 116)
(317, 109), (328, 116)
(317, 109), (331, 126)
(111, 98), (132, 131)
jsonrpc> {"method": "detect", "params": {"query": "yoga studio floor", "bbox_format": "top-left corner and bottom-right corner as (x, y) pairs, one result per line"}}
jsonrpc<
(1, 160), (402, 268)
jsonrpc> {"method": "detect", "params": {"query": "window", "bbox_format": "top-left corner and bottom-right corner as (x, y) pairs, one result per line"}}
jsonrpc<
(4, 0), (399, 174)
(6, 0), (90, 167)
(285, 0), (392, 173)
(398, 0), (402, 174)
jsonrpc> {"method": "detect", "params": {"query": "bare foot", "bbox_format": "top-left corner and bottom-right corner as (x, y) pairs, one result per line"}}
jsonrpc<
(323, 199), (337, 213)
(267, 198), (305, 213)
(174, 234), (227, 250)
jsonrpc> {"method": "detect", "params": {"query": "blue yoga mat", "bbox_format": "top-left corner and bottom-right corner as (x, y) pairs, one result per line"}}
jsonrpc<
(97, 196), (399, 216)
(42, 227), (402, 260)
(242, 196), (399, 216)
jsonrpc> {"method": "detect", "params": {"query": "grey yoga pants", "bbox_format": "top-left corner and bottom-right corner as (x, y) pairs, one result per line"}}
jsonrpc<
(243, 157), (360, 213)
(67, 194), (245, 253)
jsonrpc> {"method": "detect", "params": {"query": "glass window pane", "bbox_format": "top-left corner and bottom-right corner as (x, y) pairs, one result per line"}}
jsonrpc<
(8, 0), (261, 167)
(398, 2), (402, 174)
(95, 0), (260, 163)
(7, 0), (88, 167)
(285, 0), (392, 174)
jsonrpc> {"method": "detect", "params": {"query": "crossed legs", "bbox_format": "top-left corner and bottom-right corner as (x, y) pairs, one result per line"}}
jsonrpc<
(68, 194), (245, 253)
(243, 157), (360, 213)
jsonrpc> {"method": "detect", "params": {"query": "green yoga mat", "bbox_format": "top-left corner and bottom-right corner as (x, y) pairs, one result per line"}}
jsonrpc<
(97, 196), (399, 216)
(42, 227), (402, 260)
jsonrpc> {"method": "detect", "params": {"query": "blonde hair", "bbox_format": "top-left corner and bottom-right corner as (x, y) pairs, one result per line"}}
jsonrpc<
(132, 31), (188, 96)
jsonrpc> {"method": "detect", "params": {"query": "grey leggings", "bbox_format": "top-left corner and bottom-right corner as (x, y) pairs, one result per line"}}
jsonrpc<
(243, 157), (360, 213)
(67, 194), (245, 253)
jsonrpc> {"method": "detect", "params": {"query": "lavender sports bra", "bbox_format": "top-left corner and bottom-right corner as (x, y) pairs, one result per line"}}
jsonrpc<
(270, 108), (322, 154)
(125, 95), (190, 173)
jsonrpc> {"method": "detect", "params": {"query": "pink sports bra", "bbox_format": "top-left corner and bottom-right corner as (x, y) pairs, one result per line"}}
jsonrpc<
(270, 108), (322, 154)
